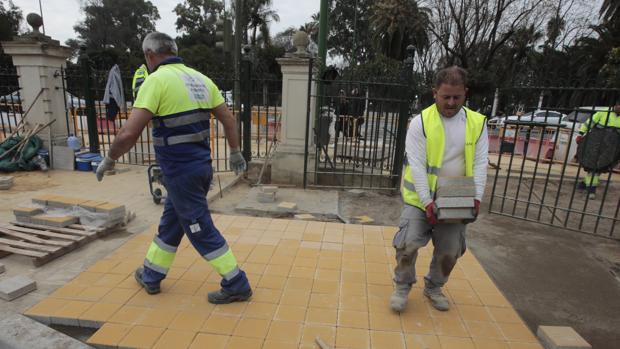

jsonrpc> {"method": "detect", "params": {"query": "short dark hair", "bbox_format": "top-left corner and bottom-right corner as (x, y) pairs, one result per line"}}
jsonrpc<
(434, 66), (468, 88)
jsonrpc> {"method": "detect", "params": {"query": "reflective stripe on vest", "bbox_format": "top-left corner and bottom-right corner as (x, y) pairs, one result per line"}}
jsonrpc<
(153, 128), (210, 146)
(144, 236), (178, 274)
(203, 243), (240, 281)
(401, 104), (486, 210)
(151, 111), (211, 128)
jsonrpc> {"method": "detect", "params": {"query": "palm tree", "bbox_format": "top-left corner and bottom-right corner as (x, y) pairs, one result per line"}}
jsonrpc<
(245, 0), (279, 46)
(601, 0), (620, 21)
(370, 0), (431, 60)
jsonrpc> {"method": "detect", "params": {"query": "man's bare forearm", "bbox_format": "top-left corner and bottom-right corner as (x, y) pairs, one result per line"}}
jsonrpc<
(108, 128), (140, 160)
(213, 104), (240, 150)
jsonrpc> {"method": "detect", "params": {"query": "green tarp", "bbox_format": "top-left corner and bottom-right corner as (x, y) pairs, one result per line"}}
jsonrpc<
(0, 135), (43, 172)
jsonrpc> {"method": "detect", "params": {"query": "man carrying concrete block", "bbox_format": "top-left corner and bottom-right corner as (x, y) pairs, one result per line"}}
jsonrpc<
(391, 66), (488, 313)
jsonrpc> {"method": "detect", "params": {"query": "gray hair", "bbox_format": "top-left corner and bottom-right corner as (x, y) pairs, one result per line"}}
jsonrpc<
(142, 32), (178, 55)
(434, 66), (468, 88)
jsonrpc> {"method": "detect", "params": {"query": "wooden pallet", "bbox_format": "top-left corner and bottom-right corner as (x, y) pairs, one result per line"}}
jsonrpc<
(0, 221), (120, 267)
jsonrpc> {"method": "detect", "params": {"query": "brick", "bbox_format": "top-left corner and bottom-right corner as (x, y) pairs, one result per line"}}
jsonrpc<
(0, 275), (37, 301)
(13, 207), (44, 217)
(435, 197), (475, 208)
(15, 215), (32, 224)
(261, 185), (278, 194)
(537, 326), (591, 349)
(32, 194), (62, 206)
(278, 202), (297, 211)
(31, 214), (78, 227)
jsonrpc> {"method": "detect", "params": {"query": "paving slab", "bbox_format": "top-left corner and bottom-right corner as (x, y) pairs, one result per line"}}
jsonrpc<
(0, 275), (37, 301)
(537, 326), (591, 349)
(236, 187), (339, 220)
(0, 312), (93, 349)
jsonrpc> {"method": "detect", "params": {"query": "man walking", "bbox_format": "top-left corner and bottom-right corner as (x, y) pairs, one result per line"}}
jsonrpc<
(391, 66), (488, 312)
(96, 32), (252, 304)
(576, 104), (620, 199)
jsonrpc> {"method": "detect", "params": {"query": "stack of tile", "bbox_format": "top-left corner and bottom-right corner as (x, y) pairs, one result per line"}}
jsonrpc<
(0, 176), (13, 190)
(14, 195), (127, 228)
(257, 185), (278, 203)
(435, 177), (477, 223)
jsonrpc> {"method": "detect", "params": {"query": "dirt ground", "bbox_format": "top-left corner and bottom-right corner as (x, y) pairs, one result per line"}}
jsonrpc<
(209, 177), (620, 349)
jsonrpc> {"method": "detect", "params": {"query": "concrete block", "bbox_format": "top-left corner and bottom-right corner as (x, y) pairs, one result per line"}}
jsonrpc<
(0, 176), (13, 190)
(436, 186), (476, 197)
(78, 200), (109, 212)
(257, 192), (276, 203)
(435, 197), (475, 208)
(437, 176), (475, 188)
(95, 203), (126, 217)
(0, 263), (5, 274)
(13, 207), (44, 217)
(0, 275), (37, 301)
(31, 214), (78, 227)
(52, 145), (75, 170)
(15, 215), (32, 224)
(277, 201), (298, 211)
(32, 194), (62, 206)
(436, 208), (476, 221)
(537, 326), (591, 349)
(261, 185), (278, 194)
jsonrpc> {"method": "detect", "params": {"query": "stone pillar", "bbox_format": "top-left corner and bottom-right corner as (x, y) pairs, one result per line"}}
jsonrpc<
(1, 14), (73, 150)
(271, 31), (316, 185)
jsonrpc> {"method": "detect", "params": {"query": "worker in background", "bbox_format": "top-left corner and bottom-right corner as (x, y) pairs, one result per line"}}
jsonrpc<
(96, 32), (252, 304)
(576, 103), (620, 199)
(391, 66), (488, 313)
(131, 63), (149, 100)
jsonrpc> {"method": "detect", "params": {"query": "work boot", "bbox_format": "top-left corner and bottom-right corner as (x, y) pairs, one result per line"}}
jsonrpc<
(424, 287), (450, 311)
(134, 267), (161, 295)
(390, 283), (411, 312)
(208, 288), (253, 304)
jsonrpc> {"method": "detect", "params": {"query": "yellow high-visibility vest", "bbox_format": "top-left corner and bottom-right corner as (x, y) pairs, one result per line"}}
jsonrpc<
(402, 104), (487, 210)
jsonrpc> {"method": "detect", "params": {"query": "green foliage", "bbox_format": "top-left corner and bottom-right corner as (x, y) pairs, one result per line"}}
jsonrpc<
(0, 0), (22, 66)
(600, 47), (620, 87)
(328, 0), (375, 65)
(174, 0), (223, 39)
(72, 0), (160, 70)
(370, 0), (430, 60)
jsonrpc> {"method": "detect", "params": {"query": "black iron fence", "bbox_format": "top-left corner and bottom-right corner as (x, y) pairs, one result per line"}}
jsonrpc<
(488, 86), (620, 239)
(304, 56), (413, 190)
(0, 65), (22, 142)
(61, 54), (280, 172)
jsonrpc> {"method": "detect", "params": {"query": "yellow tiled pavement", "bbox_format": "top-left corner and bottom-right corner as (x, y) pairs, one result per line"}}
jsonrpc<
(23, 215), (543, 349)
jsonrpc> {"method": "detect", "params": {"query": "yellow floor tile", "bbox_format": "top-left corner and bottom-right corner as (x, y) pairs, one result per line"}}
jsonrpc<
(473, 338), (512, 349)
(169, 311), (209, 332)
(401, 314), (435, 335)
(301, 325), (336, 347)
(336, 327), (370, 349)
(152, 329), (196, 349)
(225, 336), (263, 349)
(78, 302), (123, 324)
(369, 311), (402, 332)
(251, 288), (283, 303)
(498, 322), (538, 342)
(370, 330), (406, 349)
(280, 289), (310, 307)
(86, 323), (132, 347)
(338, 310), (369, 329)
(136, 308), (176, 327)
(457, 305), (494, 322)
(405, 334), (442, 349)
(243, 302), (278, 319)
(189, 333), (228, 348)
(275, 304), (307, 322)
(117, 325), (165, 349)
(108, 305), (149, 325)
(232, 317), (270, 339)
(306, 307), (337, 326)
(202, 314), (239, 335)
(439, 336), (476, 349)
(266, 320), (303, 343)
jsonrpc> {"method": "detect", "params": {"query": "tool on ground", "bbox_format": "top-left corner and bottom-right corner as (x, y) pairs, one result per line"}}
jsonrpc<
(315, 336), (333, 349)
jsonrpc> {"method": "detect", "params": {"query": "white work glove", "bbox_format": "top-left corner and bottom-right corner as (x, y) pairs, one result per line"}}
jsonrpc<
(229, 149), (247, 175)
(96, 156), (115, 182)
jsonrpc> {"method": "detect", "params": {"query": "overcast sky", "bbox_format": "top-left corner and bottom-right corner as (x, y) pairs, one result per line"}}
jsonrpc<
(11, 0), (319, 45)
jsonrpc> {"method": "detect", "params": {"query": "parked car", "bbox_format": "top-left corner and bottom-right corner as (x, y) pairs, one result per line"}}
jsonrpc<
(561, 106), (611, 131)
(488, 109), (567, 127)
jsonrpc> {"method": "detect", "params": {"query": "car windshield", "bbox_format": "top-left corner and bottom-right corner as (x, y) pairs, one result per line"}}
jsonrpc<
(566, 110), (593, 123)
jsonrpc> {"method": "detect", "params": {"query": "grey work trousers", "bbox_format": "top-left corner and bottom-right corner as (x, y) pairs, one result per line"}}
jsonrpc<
(392, 205), (467, 290)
